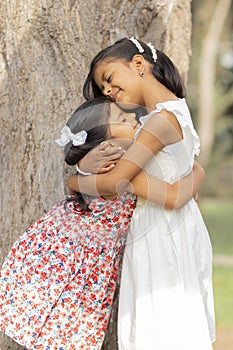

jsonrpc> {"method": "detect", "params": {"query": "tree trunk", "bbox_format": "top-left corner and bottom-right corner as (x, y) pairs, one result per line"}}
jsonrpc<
(0, 1), (192, 349)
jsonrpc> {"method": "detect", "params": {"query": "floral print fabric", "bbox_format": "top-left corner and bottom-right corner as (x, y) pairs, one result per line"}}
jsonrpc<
(0, 192), (135, 349)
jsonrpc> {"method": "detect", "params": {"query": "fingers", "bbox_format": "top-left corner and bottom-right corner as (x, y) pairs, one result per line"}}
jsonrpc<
(78, 141), (125, 174)
(98, 141), (119, 151)
(97, 164), (116, 174)
(98, 141), (111, 151)
(101, 147), (125, 159)
(97, 160), (119, 173)
(99, 141), (125, 158)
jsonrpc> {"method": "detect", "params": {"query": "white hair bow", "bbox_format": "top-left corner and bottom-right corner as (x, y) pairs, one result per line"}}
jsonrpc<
(55, 126), (87, 147)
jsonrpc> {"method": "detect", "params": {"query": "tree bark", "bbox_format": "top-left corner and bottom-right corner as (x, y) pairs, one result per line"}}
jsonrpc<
(0, 1), (192, 349)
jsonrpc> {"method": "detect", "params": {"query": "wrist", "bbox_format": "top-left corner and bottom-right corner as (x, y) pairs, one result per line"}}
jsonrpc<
(76, 164), (92, 176)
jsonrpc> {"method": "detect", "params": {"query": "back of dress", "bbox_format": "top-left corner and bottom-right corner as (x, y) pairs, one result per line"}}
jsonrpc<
(118, 99), (216, 350)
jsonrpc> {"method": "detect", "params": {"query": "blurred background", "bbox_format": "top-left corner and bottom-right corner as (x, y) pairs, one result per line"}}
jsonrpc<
(187, 0), (233, 348)
(0, 0), (232, 349)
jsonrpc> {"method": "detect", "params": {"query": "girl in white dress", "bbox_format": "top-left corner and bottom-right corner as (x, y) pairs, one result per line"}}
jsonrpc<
(68, 37), (216, 350)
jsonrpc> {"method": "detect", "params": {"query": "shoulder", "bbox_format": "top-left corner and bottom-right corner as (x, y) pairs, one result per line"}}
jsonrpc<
(139, 99), (187, 125)
(143, 108), (182, 140)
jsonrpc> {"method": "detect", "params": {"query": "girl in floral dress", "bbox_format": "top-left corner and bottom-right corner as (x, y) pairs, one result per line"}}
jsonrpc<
(0, 97), (204, 350)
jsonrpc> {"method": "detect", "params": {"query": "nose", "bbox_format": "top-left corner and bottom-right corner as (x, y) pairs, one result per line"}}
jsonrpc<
(103, 85), (111, 96)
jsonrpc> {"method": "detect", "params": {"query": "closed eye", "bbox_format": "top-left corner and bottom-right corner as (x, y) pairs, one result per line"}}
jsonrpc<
(107, 75), (112, 83)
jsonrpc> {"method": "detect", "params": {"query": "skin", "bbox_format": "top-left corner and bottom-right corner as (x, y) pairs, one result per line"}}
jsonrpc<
(68, 103), (205, 209)
(108, 102), (140, 141)
(69, 55), (201, 199)
(78, 56), (183, 174)
(94, 56), (177, 109)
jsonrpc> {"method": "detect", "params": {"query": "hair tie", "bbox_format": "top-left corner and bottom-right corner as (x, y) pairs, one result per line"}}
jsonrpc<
(55, 126), (87, 147)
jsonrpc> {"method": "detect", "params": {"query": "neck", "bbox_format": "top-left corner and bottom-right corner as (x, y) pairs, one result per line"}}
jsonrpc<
(141, 74), (179, 111)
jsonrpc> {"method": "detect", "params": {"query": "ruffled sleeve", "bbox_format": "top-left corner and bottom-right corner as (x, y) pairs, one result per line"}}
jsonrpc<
(135, 99), (200, 157)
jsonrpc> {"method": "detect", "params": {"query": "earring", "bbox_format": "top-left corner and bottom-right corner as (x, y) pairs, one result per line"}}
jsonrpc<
(139, 71), (144, 77)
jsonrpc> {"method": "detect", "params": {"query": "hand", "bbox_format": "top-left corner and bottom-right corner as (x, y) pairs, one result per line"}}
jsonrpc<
(78, 141), (125, 174)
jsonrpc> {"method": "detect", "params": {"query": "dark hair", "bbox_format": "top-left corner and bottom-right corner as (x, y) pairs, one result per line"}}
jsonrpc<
(63, 97), (111, 211)
(64, 97), (110, 165)
(83, 37), (185, 100)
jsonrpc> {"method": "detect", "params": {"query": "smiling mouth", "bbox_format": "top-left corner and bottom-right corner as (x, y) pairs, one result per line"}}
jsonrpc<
(112, 90), (120, 102)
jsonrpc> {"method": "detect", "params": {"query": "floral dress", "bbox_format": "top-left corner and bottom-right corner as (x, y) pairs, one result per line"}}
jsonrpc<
(0, 192), (135, 349)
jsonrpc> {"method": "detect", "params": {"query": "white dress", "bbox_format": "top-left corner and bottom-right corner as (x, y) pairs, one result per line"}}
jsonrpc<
(118, 99), (216, 350)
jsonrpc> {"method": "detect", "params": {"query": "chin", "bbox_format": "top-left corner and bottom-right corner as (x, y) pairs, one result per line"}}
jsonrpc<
(116, 101), (141, 110)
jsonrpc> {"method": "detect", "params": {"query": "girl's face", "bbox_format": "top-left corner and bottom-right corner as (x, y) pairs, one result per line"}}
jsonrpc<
(108, 103), (140, 141)
(94, 58), (144, 107)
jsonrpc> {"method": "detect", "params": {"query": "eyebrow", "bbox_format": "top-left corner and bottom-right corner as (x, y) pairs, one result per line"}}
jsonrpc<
(99, 71), (106, 91)
(102, 71), (107, 82)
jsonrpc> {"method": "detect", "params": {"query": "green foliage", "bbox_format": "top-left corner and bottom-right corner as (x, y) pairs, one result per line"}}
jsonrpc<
(213, 265), (233, 327)
(200, 198), (233, 328)
(200, 157), (233, 198)
(200, 198), (233, 255)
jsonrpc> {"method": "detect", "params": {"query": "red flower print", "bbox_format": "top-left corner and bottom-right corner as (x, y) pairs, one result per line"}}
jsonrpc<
(0, 192), (135, 349)
(90, 293), (96, 301)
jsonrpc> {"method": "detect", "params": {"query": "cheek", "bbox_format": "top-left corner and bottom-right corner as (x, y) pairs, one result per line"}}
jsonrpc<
(126, 81), (142, 102)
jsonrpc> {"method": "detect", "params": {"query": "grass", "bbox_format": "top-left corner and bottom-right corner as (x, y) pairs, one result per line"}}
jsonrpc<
(199, 198), (233, 328)
(213, 265), (233, 328)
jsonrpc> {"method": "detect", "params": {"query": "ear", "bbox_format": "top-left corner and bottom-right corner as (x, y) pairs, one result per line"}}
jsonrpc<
(131, 54), (145, 72)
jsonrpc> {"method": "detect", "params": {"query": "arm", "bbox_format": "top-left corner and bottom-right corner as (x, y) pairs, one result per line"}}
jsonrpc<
(68, 161), (205, 209)
(76, 112), (181, 195)
(126, 161), (205, 209)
